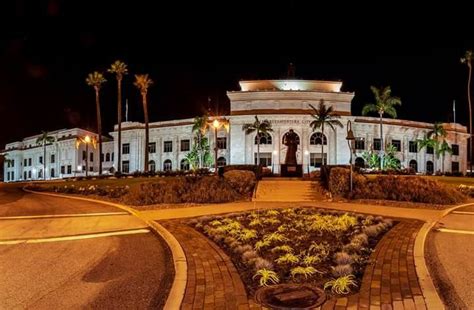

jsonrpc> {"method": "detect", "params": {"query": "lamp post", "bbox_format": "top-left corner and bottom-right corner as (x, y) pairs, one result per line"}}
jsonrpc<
(346, 120), (355, 193)
(210, 118), (230, 175)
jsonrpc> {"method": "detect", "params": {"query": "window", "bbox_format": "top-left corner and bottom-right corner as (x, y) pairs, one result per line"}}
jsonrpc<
(254, 152), (272, 166)
(67, 165), (72, 174)
(391, 140), (401, 152)
(452, 144), (459, 156)
(148, 142), (156, 153)
(11, 159), (14, 167)
(181, 139), (190, 152)
(51, 154), (55, 164)
(409, 160), (418, 172)
(24, 171), (27, 180)
(452, 161), (460, 173)
(111, 152), (114, 161)
(217, 157), (227, 167)
(39, 156), (43, 164)
(217, 137), (227, 149)
(122, 161), (130, 173)
(89, 166), (93, 172)
(409, 141), (418, 153)
(61, 166), (65, 174)
(28, 158), (32, 166)
(163, 159), (172, 171)
(355, 138), (365, 150)
(100, 153), (104, 162)
(149, 160), (156, 172)
(82, 165), (86, 172)
(82, 151), (87, 160)
(426, 146), (434, 154)
(426, 161), (434, 175)
(24, 159), (27, 166)
(310, 132), (327, 145)
(28, 170), (31, 179)
(11, 171), (14, 180)
(373, 138), (381, 151)
(255, 133), (272, 145)
(50, 168), (55, 178)
(282, 131), (300, 145)
(180, 159), (190, 171)
(310, 153), (327, 168)
(164, 141), (173, 152)
(89, 152), (93, 162)
(122, 143), (130, 155)
(7, 172), (10, 181)
(106, 153), (110, 162)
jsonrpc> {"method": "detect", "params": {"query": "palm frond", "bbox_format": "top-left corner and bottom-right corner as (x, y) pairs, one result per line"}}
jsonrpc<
(134, 74), (153, 93)
(384, 106), (398, 118)
(86, 71), (107, 88)
(361, 104), (378, 116)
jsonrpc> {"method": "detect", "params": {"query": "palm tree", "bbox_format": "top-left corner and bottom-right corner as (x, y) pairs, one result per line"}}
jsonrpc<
(192, 113), (209, 168)
(242, 116), (273, 166)
(362, 86), (402, 169)
(134, 74), (153, 172)
(418, 123), (447, 173)
(86, 71), (107, 175)
(108, 60), (128, 174)
(36, 131), (55, 180)
(437, 140), (453, 173)
(461, 50), (473, 173)
(309, 99), (343, 166)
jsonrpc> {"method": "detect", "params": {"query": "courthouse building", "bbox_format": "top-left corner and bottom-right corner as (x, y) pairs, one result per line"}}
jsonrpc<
(2, 79), (468, 182)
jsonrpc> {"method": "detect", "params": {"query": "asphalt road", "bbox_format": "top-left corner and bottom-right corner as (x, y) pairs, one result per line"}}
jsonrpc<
(426, 205), (474, 310)
(0, 183), (173, 309)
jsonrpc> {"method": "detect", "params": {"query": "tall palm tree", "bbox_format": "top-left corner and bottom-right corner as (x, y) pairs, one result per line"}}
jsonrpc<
(192, 113), (209, 168)
(419, 123), (449, 174)
(242, 116), (273, 165)
(362, 86), (402, 169)
(36, 131), (55, 180)
(309, 99), (343, 166)
(437, 140), (453, 173)
(461, 50), (473, 173)
(108, 60), (128, 174)
(86, 71), (107, 175)
(134, 74), (153, 172)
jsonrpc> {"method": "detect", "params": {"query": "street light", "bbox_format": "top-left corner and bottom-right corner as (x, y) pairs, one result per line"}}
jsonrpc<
(76, 135), (97, 177)
(346, 120), (355, 193)
(209, 118), (230, 175)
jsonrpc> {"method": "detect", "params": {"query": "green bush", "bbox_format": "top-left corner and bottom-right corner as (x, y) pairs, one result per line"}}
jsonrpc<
(223, 170), (256, 197)
(329, 168), (466, 205)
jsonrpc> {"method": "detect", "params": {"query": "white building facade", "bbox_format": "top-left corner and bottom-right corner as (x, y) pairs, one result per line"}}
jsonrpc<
(2, 79), (469, 182)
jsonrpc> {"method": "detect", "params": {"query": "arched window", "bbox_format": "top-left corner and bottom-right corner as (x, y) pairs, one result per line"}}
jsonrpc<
(217, 157), (227, 167)
(163, 159), (172, 171)
(426, 161), (434, 175)
(310, 132), (327, 145)
(255, 133), (272, 145)
(50, 168), (55, 178)
(149, 160), (156, 172)
(355, 157), (365, 168)
(106, 153), (110, 162)
(282, 131), (300, 145)
(409, 160), (418, 172)
(180, 159), (190, 171)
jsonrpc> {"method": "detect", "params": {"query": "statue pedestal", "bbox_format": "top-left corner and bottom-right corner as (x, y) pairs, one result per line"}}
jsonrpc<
(280, 164), (303, 177)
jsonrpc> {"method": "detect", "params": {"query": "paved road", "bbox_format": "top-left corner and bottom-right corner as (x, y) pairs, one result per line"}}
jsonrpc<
(426, 205), (474, 310)
(0, 183), (173, 309)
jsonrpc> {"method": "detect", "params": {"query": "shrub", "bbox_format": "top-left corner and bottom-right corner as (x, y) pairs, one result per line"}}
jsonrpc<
(223, 170), (256, 197)
(324, 275), (358, 295)
(332, 264), (353, 277)
(242, 250), (258, 264)
(253, 269), (280, 287)
(334, 252), (353, 265)
(223, 164), (262, 180)
(254, 257), (273, 270)
(234, 244), (253, 254)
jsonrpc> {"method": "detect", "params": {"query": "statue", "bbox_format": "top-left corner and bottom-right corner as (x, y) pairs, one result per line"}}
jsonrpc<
(283, 129), (298, 165)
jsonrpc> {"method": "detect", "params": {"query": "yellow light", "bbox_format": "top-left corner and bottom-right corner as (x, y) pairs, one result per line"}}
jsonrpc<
(84, 135), (91, 143)
(213, 119), (220, 128)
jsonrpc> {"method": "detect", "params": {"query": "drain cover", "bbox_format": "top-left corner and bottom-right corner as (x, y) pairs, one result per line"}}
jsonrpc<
(255, 284), (326, 309)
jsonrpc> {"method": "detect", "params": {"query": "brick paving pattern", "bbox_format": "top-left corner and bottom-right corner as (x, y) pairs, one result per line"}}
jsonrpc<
(162, 219), (426, 310)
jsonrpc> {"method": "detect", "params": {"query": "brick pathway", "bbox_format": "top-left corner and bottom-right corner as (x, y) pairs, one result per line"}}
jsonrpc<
(162, 219), (426, 310)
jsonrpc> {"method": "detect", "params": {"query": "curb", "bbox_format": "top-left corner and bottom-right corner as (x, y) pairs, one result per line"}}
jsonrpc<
(22, 188), (187, 310)
(414, 202), (474, 310)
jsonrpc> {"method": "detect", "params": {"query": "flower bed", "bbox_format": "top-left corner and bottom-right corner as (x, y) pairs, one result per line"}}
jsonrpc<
(190, 208), (393, 297)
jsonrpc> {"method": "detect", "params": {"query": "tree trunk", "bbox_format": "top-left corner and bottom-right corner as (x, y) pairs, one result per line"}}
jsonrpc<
(43, 143), (46, 180)
(257, 130), (260, 166)
(379, 112), (384, 170)
(95, 88), (102, 176)
(143, 92), (149, 172)
(468, 63), (472, 174)
(321, 124), (325, 167)
(85, 143), (89, 177)
(117, 77), (122, 174)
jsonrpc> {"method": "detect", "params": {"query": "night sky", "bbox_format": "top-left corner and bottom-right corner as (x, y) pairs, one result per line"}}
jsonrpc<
(1, 2), (473, 149)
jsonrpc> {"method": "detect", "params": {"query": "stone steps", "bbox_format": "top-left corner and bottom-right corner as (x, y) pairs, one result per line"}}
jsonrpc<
(253, 179), (326, 202)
